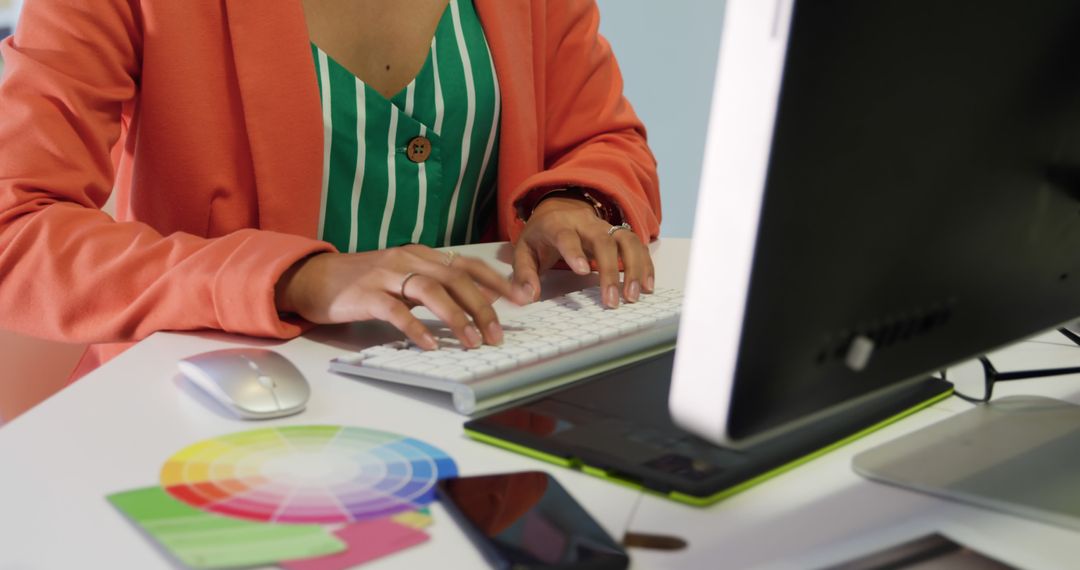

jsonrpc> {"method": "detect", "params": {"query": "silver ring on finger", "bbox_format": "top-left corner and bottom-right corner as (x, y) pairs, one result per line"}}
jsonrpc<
(607, 222), (632, 237)
(399, 271), (420, 300)
(442, 250), (458, 267)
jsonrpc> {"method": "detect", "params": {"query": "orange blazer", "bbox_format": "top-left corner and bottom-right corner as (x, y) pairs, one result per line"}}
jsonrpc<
(0, 0), (660, 371)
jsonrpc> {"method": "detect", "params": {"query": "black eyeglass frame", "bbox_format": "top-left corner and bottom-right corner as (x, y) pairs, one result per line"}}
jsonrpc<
(945, 327), (1080, 404)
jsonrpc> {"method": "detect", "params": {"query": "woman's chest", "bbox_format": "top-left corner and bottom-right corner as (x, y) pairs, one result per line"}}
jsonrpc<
(301, 0), (450, 99)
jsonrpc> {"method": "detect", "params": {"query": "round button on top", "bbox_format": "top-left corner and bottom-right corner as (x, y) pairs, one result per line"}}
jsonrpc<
(406, 136), (432, 163)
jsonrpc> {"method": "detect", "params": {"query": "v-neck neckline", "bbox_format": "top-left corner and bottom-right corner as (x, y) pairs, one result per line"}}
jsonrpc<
(311, 0), (452, 105)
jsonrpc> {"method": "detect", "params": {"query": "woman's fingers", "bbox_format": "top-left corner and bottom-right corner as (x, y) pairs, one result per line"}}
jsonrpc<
(398, 272), (488, 348)
(564, 223), (656, 307)
(513, 207), (659, 309)
(582, 225), (622, 308)
(367, 294), (438, 350)
(279, 247), (532, 347)
(642, 242), (656, 293)
(394, 248), (529, 346)
(403, 244), (528, 305)
(552, 229), (591, 275)
(425, 264), (505, 346)
(612, 229), (649, 302)
(454, 255), (531, 306)
(511, 242), (542, 303)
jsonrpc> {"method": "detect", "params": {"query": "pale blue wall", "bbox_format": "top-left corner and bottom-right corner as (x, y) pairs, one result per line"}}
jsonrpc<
(596, 1), (726, 238)
(0, 0), (21, 39)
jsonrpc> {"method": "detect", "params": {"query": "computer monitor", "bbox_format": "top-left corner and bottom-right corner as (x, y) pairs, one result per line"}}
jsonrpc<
(671, 0), (1080, 446)
(465, 0), (1080, 506)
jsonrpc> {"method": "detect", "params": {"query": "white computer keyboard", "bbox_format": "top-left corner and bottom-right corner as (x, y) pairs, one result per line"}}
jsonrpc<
(330, 286), (682, 414)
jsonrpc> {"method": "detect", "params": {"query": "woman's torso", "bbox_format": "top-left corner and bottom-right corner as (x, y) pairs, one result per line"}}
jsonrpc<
(306, 0), (501, 252)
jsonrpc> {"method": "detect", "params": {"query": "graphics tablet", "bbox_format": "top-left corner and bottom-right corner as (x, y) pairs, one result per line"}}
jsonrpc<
(465, 349), (951, 505)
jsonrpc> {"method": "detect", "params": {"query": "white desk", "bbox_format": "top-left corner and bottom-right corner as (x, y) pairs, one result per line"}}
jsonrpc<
(630, 335), (1080, 570)
(1, 238), (1078, 569)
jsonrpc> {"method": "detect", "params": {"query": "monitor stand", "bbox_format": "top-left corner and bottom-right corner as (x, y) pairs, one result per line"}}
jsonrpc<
(853, 395), (1080, 531)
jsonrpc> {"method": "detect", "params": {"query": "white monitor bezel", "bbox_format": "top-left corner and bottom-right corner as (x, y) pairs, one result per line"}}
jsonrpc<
(668, 0), (796, 446)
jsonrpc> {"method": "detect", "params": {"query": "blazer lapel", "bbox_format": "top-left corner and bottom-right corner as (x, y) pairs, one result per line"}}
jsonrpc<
(474, 0), (539, 199)
(224, 0), (324, 238)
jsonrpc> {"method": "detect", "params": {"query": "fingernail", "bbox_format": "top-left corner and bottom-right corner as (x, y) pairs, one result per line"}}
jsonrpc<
(573, 257), (590, 274)
(645, 275), (655, 292)
(628, 280), (641, 303)
(464, 325), (483, 348)
(487, 321), (504, 345)
(606, 285), (620, 308)
(422, 333), (438, 350)
(521, 282), (536, 302)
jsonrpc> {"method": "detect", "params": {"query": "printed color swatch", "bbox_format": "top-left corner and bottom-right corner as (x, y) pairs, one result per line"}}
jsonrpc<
(108, 486), (345, 569)
(160, 425), (458, 524)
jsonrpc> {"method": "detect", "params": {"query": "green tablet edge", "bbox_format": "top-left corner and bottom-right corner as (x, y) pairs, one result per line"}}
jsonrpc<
(464, 388), (953, 507)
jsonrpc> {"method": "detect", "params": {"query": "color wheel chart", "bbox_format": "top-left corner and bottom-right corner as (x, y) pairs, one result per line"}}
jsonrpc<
(160, 426), (457, 524)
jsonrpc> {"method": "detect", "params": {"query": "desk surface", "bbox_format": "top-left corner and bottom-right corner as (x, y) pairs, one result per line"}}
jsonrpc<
(2, 238), (1079, 569)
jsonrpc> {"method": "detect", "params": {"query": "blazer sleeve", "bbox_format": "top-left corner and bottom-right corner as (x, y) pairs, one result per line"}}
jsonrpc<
(507, 0), (661, 242)
(0, 0), (334, 344)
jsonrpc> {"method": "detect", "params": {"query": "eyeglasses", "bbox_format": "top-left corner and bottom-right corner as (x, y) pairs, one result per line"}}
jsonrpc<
(942, 328), (1080, 404)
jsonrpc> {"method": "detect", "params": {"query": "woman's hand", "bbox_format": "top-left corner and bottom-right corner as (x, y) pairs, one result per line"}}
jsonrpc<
(275, 245), (530, 350)
(512, 197), (655, 308)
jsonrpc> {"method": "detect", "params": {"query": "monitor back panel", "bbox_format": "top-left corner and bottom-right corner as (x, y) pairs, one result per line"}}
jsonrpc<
(727, 0), (1080, 439)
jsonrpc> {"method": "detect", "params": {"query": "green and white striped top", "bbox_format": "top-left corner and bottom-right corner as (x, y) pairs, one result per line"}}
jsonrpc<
(311, 0), (501, 253)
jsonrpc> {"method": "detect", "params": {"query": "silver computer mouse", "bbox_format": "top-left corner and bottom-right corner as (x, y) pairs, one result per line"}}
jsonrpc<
(178, 348), (310, 419)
